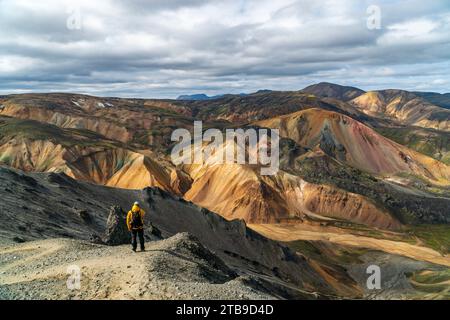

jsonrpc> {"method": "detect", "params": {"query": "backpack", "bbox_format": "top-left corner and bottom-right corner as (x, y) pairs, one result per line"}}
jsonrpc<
(130, 210), (143, 228)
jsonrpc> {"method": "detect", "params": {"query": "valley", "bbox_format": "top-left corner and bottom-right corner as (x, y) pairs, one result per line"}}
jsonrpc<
(0, 83), (449, 299)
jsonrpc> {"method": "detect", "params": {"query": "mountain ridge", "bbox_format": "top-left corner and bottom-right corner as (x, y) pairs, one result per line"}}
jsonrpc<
(301, 82), (366, 101)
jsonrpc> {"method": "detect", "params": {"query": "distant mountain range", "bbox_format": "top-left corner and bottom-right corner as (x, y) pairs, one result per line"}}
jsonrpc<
(176, 90), (273, 100)
(176, 93), (224, 101)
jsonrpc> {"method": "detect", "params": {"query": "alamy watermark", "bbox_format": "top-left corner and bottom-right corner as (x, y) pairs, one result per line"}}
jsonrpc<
(366, 264), (381, 290)
(367, 5), (381, 30)
(67, 264), (81, 290)
(66, 5), (82, 30)
(171, 121), (280, 175)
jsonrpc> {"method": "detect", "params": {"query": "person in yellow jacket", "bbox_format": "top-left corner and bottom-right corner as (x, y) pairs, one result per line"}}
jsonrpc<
(126, 201), (145, 252)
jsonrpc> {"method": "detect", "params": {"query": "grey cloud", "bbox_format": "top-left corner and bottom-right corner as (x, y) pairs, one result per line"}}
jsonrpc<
(0, 0), (449, 98)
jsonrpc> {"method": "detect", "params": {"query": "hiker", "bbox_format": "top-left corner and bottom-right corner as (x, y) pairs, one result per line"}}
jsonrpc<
(126, 201), (145, 252)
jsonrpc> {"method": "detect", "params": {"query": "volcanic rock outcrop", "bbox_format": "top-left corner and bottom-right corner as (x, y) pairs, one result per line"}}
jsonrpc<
(103, 206), (130, 245)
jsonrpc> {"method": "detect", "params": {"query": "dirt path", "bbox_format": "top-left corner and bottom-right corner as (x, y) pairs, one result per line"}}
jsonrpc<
(249, 224), (450, 267)
(0, 235), (272, 300)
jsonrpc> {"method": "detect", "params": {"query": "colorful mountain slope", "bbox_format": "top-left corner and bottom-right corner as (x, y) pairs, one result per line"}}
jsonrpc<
(0, 116), (188, 194)
(350, 90), (450, 131)
(256, 108), (450, 185)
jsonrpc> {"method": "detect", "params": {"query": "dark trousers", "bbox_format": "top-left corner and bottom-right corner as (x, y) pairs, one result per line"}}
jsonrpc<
(131, 229), (145, 251)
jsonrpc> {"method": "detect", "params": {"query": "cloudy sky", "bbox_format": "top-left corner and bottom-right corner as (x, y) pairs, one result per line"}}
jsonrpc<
(1, 0), (449, 98)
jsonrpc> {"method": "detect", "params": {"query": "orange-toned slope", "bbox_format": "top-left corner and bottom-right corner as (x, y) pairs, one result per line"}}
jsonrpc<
(0, 135), (187, 195)
(181, 142), (399, 229)
(350, 90), (450, 131)
(256, 108), (450, 185)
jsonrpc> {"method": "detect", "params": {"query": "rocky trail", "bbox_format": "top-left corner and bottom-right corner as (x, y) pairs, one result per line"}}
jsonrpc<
(0, 233), (272, 300)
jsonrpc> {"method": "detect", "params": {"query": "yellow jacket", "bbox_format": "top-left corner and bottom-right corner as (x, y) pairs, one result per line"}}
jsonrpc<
(126, 204), (145, 230)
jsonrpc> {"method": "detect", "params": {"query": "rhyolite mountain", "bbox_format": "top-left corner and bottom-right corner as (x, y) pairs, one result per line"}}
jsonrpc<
(301, 82), (366, 101)
(1, 83), (449, 299)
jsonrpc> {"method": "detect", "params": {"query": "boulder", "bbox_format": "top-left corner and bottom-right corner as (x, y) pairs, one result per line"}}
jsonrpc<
(103, 206), (130, 245)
